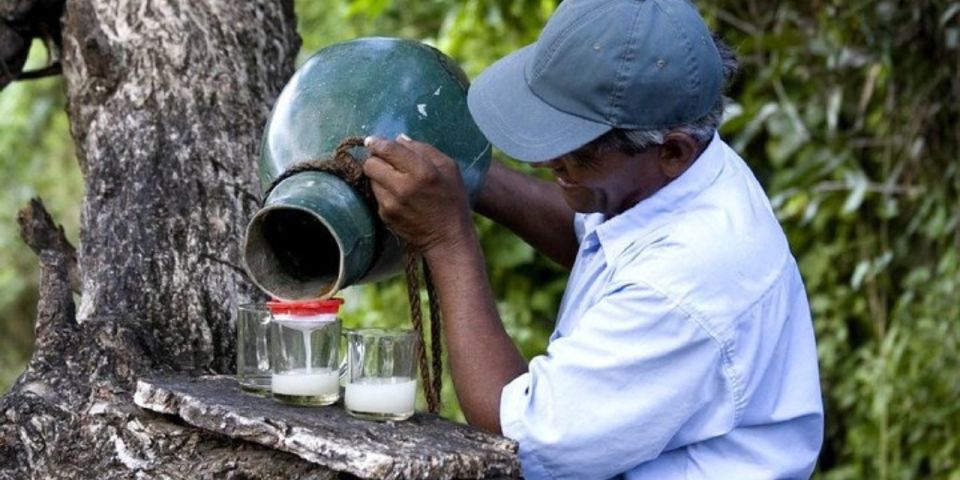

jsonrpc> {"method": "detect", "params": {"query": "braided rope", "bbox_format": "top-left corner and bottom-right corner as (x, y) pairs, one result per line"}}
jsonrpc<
(264, 137), (371, 201)
(423, 261), (443, 409)
(403, 246), (440, 413)
(266, 137), (443, 413)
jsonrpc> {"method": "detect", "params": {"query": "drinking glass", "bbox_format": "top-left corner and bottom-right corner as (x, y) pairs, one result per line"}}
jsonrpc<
(269, 313), (342, 406)
(236, 303), (271, 394)
(344, 328), (418, 421)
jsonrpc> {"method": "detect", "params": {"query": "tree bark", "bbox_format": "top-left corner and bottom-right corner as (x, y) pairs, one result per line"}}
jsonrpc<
(134, 376), (518, 479)
(18, 198), (80, 294)
(0, 0), (324, 476)
(0, 1), (519, 478)
(63, 0), (297, 373)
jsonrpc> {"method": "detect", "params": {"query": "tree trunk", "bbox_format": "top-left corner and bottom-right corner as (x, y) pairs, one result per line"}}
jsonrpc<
(0, 0), (326, 476)
(64, 0), (298, 373)
(0, 1), (519, 478)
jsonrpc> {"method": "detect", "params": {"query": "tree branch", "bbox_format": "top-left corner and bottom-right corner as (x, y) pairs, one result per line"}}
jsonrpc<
(15, 61), (61, 80)
(0, 22), (29, 89)
(17, 197), (80, 294)
(0, 0), (65, 90)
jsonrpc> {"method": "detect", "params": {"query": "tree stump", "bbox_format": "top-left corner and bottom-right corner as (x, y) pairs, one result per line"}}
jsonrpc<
(134, 376), (517, 479)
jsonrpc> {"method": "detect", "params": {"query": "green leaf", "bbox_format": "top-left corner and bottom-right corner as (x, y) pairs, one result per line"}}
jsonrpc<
(842, 172), (869, 214)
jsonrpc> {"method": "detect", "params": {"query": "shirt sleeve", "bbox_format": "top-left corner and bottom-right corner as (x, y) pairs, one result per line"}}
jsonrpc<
(500, 281), (738, 480)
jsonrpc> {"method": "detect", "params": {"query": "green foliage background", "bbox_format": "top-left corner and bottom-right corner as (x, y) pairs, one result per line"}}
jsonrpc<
(1, 1), (957, 478)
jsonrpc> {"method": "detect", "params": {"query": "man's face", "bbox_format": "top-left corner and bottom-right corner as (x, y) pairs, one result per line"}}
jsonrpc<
(533, 146), (669, 217)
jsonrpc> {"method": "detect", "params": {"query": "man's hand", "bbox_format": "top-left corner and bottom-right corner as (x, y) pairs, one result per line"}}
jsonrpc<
(362, 134), (472, 252)
(361, 133), (528, 434)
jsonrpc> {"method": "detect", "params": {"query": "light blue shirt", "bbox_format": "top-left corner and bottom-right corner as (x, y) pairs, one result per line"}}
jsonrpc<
(499, 133), (823, 479)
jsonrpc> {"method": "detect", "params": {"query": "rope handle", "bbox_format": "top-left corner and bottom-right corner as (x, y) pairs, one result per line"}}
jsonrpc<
(403, 246), (443, 413)
(269, 137), (444, 413)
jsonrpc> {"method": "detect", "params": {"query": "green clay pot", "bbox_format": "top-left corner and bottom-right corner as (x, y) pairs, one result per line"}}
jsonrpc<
(244, 37), (491, 300)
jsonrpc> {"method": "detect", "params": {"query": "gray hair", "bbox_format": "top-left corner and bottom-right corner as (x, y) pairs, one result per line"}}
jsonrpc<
(576, 34), (740, 159)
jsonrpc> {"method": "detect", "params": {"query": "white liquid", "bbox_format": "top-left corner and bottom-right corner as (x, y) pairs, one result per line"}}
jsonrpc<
(304, 332), (312, 373)
(274, 313), (336, 373)
(271, 368), (340, 397)
(345, 377), (416, 415)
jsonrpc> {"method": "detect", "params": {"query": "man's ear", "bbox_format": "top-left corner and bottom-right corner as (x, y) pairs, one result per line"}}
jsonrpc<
(657, 132), (700, 179)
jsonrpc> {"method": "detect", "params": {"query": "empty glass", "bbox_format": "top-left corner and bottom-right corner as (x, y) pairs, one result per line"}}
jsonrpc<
(236, 303), (271, 394)
(344, 328), (418, 421)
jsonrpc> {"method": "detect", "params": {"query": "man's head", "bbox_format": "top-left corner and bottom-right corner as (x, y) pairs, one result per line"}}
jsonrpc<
(467, 0), (739, 215)
(530, 36), (739, 215)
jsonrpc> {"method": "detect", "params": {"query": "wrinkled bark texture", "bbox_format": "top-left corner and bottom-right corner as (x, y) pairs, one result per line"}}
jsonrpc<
(135, 376), (518, 480)
(0, 0), (330, 476)
(0, 0), (520, 477)
(64, 0), (296, 372)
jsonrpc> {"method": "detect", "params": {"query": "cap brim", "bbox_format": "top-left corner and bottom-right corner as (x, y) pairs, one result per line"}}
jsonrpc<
(467, 45), (611, 163)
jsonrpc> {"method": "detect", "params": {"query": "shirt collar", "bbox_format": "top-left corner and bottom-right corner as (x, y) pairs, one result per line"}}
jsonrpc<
(589, 132), (727, 264)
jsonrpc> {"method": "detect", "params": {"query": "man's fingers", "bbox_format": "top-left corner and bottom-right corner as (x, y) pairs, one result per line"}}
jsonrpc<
(369, 181), (396, 211)
(362, 156), (402, 195)
(396, 134), (450, 169)
(363, 136), (425, 175)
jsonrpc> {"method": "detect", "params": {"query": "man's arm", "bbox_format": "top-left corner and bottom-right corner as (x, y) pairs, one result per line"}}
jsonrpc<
(475, 161), (579, 269)
(497, 283), (732, 479)
(423, 219), (528, 433)
(362, 136), (528, 433)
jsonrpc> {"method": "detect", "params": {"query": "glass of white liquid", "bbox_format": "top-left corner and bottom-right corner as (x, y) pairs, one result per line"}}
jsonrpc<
(236, 303), (271, 394)
(267, 299), (344, 406)
(344, 328), (418, 421)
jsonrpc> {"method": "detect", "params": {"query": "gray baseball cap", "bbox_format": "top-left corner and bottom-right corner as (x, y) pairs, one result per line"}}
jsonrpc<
(467, 0), (723, 162)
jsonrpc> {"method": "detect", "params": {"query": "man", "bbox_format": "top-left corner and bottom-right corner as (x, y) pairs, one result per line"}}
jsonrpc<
(361, 0), (824, 478)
